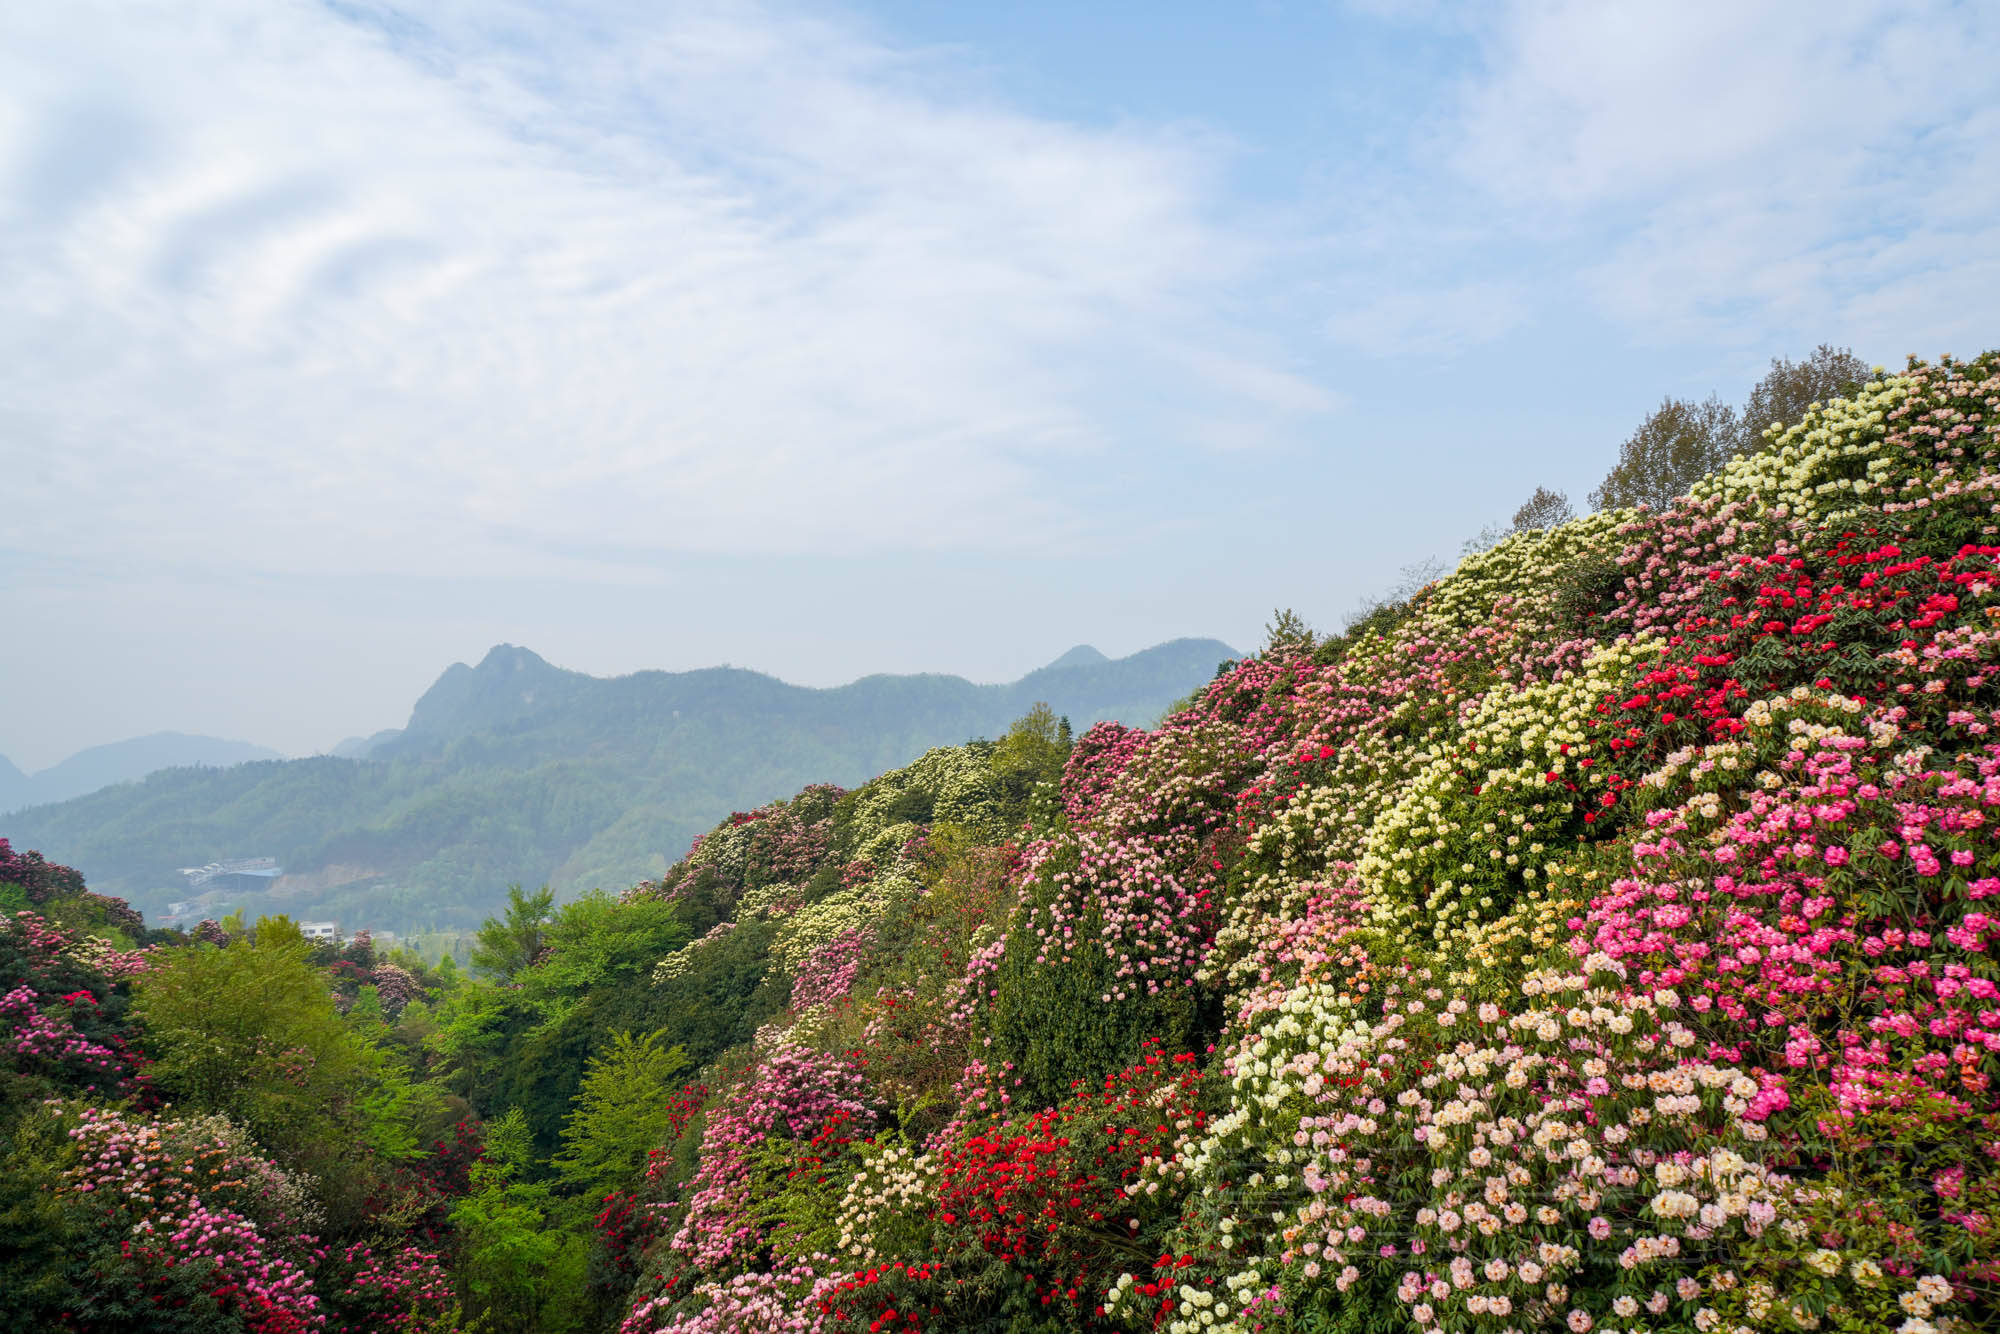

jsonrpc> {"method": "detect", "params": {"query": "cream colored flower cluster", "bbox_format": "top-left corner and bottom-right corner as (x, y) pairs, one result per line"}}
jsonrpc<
(824, 1136), (941, 1266)
(1634, 689), (1867, 808)
(1360, 638), (1657, 945)
(1694, 376), (1912, 524)
(651, 918), (741, 983)
(1431, 508), (1635, 638)
(769, 871), (912, 975)
(844, 744), (1012, 860)
(1689, 360), (2000, 534)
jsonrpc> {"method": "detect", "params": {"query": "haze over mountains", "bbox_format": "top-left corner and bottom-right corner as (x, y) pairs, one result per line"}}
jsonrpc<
(0, 733), (282, 815)
(1, 639), (1236, 934)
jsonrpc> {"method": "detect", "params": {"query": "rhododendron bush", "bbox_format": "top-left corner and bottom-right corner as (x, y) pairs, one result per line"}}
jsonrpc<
(1, 908), (149, 1104)
(0, 877), (468, 1331)
(56, 1105), (328, 1331)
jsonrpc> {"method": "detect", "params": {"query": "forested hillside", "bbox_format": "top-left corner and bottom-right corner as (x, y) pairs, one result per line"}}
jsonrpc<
(2, 639), (1234, 933)
(5, 351), (1999, 1334)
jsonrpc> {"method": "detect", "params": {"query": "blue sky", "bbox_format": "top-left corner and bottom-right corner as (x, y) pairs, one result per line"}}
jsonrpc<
(3, 0), (1997, 768)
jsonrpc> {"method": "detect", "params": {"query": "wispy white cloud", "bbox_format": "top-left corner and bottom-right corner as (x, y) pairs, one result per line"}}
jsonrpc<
(1322, 0), (2000, 359)
(0, 0), (1328, 578)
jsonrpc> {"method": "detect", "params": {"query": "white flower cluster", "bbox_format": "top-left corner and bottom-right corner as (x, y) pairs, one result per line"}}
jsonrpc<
(651, 918), (741, 983)
(1101, 942), (1865, 1334)
(769, 873), (910, 974)
(1431, 508), (1636, 637)
(844, 743), (1012, 857)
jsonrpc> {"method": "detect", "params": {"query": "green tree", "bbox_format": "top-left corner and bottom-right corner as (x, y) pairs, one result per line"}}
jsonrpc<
(482, 1105), (537, 1176)
(1589, 345), (1873, 514)
(432, 893), (694, 1155)
(989, 703), (1068, 814)
(550, 1029), (688, 1197)
(1511, 485), (1574, 532)
(524, 892), (687, 997)
(1464, 486), (1577, 553)
(1261, 607), (1315, 656)
(470, 885), (554, 981)
(450, 1108), (590, 1333)
(347, 983), (386, 1029)
(253, 914), (307, 952)
(1589, 393), (1740, 511)
(0, 1105), (92, 1322)
(1740, 343), (1872, 451)
(132, 922), (421, 1205)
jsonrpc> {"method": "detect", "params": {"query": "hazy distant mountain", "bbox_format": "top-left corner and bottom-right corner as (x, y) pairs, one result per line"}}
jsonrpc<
(0, 754), (27, 813)
(330, 729), (404, 759)
(375, 640), (1236, 766)
(0, 733), (283, 815)
(1041, 644), (1109, 670)
(3, 640), (1238, 933)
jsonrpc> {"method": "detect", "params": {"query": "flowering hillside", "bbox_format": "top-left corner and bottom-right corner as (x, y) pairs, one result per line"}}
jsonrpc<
(603, 352), (2000, 1334)
(5, 351), (1999, 1334)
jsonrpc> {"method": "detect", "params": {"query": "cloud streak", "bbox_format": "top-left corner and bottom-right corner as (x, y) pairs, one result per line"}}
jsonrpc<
(1, 0), (1328, 580)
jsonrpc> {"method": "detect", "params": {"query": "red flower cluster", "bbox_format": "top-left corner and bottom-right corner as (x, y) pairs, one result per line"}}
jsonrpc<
(924, 1039), (1206, 1323)
(595, 1190), (664, 1277)
(1594, 524), (2000, 788)
(817, 1260), (943, 1334)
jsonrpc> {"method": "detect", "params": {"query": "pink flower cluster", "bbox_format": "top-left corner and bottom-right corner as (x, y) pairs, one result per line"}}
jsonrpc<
(620, 1259), (836, 1334)
(2, 910), (149, 1095)
(369, 962), (423, 1012)
(1586, 707), (2000, 1137)
(793, 927), (875, 1012)
(668, 1042), (876, 1271)
(1025, 722), (1250, 1003)
(1, 984), (129, 1082)
(63, 1107), (326, 1332)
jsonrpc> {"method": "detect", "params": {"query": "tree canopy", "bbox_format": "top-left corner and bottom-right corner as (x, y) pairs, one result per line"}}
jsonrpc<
(1590, 343), (1872, 512)
(471, 885), (555, 981)
(1588, 392), (1741, 511)
(551, 1029), (688, 1197)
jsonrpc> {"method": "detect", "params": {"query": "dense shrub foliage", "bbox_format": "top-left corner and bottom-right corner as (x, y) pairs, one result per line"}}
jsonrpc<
(5, 351), (2000, 1334)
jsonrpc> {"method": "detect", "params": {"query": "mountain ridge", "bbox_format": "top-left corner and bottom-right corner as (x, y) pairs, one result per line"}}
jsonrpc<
(0, 732), (283, 815)
(389, 640), (1211, 746)
(1, 638), (1238, 932)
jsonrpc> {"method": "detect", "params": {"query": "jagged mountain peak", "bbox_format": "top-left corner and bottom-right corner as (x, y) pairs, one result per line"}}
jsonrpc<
(475, 643), (555, 674)
(400, 645), (585, 739)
